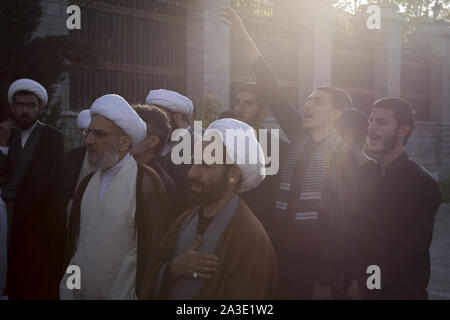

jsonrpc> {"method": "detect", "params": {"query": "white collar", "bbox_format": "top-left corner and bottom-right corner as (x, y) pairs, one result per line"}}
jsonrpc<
(101, 153), (130, 177)
(20, 121), (39, 137)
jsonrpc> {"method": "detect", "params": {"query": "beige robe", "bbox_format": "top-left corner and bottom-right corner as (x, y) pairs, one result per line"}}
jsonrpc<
(140, 198), (277, 300)
(60, 156), (138, 299)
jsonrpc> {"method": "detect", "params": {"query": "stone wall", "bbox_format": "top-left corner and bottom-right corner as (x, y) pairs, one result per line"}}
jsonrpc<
(406, 122), (450, 172)
(33, 0), (450, 168)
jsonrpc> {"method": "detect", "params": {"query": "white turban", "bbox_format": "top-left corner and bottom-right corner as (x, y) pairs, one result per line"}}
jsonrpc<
(146, 89), (193, 115)
(205, 118), (265, 193)
(8, 78), (48, 107)
(90, 94), (146, 147)
(76, 109), (91, 129)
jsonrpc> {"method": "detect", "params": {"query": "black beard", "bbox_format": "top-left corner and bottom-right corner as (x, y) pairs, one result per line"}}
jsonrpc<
(376, 130), (398, 155)
(189, 173), (229, 206)
(16, 116), (36, 130)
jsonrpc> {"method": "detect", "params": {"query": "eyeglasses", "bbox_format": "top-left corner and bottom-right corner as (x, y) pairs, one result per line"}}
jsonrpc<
(14, 102), (39, 110)
(83, 128), (126, 139)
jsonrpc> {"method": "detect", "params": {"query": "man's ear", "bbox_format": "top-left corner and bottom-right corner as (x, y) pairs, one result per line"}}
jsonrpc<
(148, 135), (160, 149)
(227, 165), (241, 188)
(398, 124), (412, 143)
(331, 108), (342, 122)
(119, 135), (132, 152)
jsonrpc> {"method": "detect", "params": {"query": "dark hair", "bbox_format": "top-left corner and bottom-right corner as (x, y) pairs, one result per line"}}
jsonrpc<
(133, 104), (171, 154)
(336, 108), (368, 148)
(371, 98), (415, 145)
(219, 110), (235, 119)
(13, 90), (42, 107)
(236, 82), (260, 106)
(316, 86), (353, 111)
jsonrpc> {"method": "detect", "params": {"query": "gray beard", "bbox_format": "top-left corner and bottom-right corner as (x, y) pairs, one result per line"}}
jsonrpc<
(88, 143), (121, 170)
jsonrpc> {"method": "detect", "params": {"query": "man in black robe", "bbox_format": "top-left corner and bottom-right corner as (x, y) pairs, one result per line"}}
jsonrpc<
(146, 89), (197, 209)
(132, 104), (184, 222)
(0, 78), (64, 299)
(356, 98), (442, 299)
(230, 82), (289, 244)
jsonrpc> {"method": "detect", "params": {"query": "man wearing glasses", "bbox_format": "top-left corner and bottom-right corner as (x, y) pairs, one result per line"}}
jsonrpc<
(60, 94), (168, 300)
(0, 78), (64, 299)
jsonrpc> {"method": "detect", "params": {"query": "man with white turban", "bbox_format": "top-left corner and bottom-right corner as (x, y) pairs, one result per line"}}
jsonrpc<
(139, 118), (277, 300)
(146, 89), (194, 156)
(60, 94), (168, 300)
(146, 89), (198, 209)
(0, 78), (64, 299)
(76, 109), (91, 129)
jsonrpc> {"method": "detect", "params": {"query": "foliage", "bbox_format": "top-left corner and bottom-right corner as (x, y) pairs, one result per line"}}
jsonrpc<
(0, 0), (106, 128)
(332, 0), (450, 41)
(196, 94), (223, 128)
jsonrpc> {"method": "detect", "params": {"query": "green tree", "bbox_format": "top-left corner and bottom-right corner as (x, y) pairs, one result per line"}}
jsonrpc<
(0, 0), (105, 129)
(333, 0), (449, 40)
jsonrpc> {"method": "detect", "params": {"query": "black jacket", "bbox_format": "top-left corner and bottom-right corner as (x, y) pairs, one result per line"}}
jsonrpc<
(356, 153), (441, 299)
(251, 56), (358, 298)
(0, 122), (64, 299)
(148, 155), (183, 224)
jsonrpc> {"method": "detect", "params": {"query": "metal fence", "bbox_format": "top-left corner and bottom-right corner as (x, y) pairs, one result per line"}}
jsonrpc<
(69, 0), (189, 110)
(230, 0), (299, 108)
(331, 36), (375, 114)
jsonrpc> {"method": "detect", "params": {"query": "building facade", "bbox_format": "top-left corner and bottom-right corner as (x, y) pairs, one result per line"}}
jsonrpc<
(36, 0), (450, 172)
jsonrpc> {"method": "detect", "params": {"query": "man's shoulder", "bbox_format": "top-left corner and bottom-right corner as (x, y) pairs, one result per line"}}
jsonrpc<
(137, 162), (167, 199)
(40, 122), (64, 142)
(405, 157), (441, 196)
(231, 199), (274, 245)
(138, 162), (161, 181)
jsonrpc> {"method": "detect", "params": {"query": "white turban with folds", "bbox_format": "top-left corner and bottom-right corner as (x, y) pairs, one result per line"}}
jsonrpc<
(205, 118), (265, 193)
(146, 89), (193, 115)
(8, 78), (48, 107)
(90, 94), (146, 147)
(76, 109), (91, 129)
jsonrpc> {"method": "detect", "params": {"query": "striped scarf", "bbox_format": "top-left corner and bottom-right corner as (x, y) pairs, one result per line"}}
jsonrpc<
(275, 130), (342, 221)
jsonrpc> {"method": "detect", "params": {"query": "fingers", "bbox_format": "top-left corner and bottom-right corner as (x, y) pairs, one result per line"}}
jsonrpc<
(195, 272), (212, 280)
(220, 16), (232, 25)
(195, 265), (218, 274)
(195, 258), (219, 269)
(193, 251), (218, 262)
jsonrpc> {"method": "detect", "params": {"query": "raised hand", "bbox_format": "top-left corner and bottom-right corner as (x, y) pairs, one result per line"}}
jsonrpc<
(170, 235), (219, 280)
(220, 6), (261, 65)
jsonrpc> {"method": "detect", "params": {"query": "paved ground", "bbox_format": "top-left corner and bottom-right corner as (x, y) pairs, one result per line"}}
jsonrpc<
(428, 203), (450, 300)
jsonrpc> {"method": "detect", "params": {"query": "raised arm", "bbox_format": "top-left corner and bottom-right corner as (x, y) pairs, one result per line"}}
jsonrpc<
(221, 6), (304, 144)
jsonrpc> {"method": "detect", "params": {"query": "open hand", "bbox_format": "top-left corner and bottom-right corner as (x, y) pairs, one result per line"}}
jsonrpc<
(220, 6), (249, 40)
(170, 235), (219, 280)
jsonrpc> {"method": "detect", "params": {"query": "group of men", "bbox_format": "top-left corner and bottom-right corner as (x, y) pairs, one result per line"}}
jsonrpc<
(0, 7), (442, 300)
